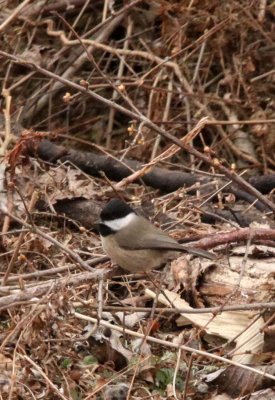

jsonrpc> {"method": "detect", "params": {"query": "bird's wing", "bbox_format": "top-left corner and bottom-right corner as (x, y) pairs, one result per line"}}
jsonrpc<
(118, 229), (215, 260)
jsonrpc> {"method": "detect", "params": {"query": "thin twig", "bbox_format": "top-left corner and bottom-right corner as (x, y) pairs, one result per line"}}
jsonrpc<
(1, 50), (274, 213)
(21, 355), (69, 400)
(0, 0), (32, 32)
(1, 209), (95, 272)
(2, 190), (38, 285)
(74, 312), (275, 381)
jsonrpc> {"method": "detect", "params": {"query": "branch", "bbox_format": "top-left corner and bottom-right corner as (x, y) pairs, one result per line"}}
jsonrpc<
(1, 50), (274, 213)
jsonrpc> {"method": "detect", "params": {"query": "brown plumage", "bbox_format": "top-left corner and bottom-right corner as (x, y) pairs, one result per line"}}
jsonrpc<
(99, 199), (215, 273)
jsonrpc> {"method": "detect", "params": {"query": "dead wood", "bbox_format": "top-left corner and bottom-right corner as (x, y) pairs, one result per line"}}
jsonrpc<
(28, 139), (275, 213)
(22, 0), (98, 17)
(201, 207), (275, 228)
(211, 364), (275, 397)
(188, 227), (275, 249)
(0, 270), (108, 311)
(38, 198), (269, 229)
(1, 1), (275, 398)
(36, 197), (102, 229)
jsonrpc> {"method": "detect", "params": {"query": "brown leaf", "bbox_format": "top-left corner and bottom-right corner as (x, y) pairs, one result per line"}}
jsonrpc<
(212, 364), (275, 397)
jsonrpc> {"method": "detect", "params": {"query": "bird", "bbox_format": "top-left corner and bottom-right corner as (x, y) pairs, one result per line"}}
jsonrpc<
(98, 199), (215, 273)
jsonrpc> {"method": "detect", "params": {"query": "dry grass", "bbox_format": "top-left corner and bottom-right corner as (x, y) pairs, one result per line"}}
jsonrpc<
(0, 1), (274, 399)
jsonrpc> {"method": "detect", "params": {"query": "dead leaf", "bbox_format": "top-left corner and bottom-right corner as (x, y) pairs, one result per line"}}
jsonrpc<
(37, 166), (95, 202)
(0, 353), (13, 372)
(250, 388), (275, 400)
(0, 353), (18, 394)
(211, 364), (275, 397)
(208, 394), (231, 400)
(104, 383), (129, 400)
(145, 288), (265, 364)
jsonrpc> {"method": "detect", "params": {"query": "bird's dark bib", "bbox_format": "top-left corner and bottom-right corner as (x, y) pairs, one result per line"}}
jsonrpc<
(98, 223), (114, 237)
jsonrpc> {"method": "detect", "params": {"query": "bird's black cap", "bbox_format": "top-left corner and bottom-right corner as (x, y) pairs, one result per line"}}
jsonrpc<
(100, 199), (135, 221)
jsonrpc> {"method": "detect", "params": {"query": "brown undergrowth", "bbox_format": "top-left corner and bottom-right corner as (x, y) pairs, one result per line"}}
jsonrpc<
(0, 1), (274, 399)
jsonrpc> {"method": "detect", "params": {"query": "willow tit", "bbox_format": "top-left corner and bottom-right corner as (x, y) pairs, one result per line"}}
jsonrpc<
(99, 199), (215, 273)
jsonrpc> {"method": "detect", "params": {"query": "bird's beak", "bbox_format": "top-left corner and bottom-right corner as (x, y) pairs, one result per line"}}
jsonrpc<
(94, 220), (101, 233)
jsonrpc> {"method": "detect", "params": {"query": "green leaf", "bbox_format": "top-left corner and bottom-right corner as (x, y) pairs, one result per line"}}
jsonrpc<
(60, 357), (72, 369)
(83, 355), (98, 365)
(155, 368), (184, 391)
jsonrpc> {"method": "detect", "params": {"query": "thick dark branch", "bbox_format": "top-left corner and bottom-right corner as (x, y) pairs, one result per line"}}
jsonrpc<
(28, 140), (275, 214)
(1, 50), (274, 213)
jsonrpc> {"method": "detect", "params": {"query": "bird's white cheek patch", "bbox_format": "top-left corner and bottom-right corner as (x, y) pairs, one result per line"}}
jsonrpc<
(103, 212), (137, 231)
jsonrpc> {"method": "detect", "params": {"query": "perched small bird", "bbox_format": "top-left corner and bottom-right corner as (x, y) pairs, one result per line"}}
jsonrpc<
(98, 199), (215, 273)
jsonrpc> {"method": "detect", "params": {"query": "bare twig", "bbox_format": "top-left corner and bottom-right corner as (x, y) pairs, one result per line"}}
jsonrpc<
(74, 312), (275, 381)
(0, 0), (32, 32)
(0, 270), (109, 310)
(1, 209), (95, 272)
(92, 302), (275, 314)
(1, 50), (274, 213)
